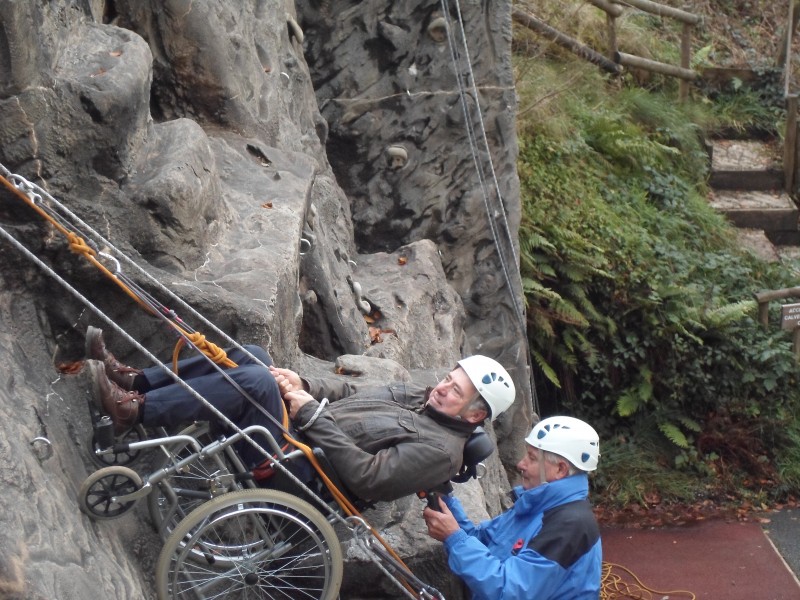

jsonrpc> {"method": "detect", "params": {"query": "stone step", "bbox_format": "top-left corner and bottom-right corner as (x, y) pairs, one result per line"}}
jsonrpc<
(708, 189), (798, 232)
(734, 229), (800, 273)
(708, 139), (784, 191)
(735, 228), (780, 262)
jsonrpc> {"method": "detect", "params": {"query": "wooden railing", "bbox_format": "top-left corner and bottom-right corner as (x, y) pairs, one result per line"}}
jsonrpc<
(513, 0), (702, 101)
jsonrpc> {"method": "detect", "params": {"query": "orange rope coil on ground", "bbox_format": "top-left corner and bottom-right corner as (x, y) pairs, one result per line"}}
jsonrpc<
(601, 562), (696, 599)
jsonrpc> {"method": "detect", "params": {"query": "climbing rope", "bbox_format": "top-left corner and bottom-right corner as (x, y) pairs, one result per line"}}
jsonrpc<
(601, 562), (697, 599)
(438, 19), (697, 600)
(0, 162), (438, 600)
(440, 0), (541, 416)
(0, 166), (236, 370)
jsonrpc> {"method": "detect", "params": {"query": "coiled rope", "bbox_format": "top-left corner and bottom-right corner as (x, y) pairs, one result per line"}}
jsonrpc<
(601, 562), (697, 599)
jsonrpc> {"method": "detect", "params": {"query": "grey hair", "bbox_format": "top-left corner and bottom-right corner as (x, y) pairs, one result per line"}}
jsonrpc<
(542, 450), (578, 476)
(467, 396), (491, 419)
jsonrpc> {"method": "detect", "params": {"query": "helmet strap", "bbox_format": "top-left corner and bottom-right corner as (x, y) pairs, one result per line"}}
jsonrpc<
(538, 448), (548, 485)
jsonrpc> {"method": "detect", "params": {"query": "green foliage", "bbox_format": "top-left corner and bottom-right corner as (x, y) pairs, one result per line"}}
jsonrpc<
(658, 422), (689, 449)
(697, 69), (785, 136)
(775, 420), (800, 496)
(591, 434), (705, 506)
(515, 48), (800, 508)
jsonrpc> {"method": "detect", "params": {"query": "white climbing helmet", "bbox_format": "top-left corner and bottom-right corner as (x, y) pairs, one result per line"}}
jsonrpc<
(525, 416), (600, 472)
(457, 355), (515, 421)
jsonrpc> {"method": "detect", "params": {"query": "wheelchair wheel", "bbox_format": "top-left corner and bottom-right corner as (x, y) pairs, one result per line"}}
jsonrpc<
(88, 425), (145, 468)
(147, 423), (243, 539)
(155, 489), (343, 600)
(78, 466), (143, 519)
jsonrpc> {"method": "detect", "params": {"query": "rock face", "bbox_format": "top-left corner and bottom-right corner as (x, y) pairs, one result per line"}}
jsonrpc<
(0, 1), (530, 598)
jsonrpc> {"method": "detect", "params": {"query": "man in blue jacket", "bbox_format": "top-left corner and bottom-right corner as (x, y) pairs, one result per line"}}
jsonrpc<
(423, 415), (602, 599)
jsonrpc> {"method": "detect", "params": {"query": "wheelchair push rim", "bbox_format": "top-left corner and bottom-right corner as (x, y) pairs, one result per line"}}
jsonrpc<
(155, 488), (343, 600)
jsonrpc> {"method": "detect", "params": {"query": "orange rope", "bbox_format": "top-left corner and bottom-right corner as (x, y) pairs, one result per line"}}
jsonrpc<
(0, 172), (236, 369)
(276, 403), (419, 593)
(601, 562), (696, 599)
(3, 170), (417, 593)
(171, 331), (237, 372)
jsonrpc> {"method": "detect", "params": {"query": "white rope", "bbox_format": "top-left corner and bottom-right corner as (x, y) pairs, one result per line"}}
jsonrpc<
(0, 217), (367, 529)
(0, 163), (271, 371)
(440, 0), (540, 415)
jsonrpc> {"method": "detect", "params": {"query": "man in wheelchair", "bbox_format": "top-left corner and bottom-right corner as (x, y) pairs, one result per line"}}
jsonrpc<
(84, 327), (515, 502)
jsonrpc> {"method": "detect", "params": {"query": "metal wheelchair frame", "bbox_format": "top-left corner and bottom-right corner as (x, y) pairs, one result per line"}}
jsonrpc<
(80, 417), (454, 600)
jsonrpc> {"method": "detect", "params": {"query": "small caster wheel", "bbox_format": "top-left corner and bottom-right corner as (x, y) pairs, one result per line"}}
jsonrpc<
(79, 466), (143, 520)
(89, 425), (145, 468)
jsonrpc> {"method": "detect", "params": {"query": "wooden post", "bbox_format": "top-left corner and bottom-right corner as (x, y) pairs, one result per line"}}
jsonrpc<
(607, 14), (618, 62)
(679, 22), (692, 101)
(794, 326), (800, 361)
(614, 52), (697, 80)
(777, 0), (800, 68)
(785, 95), (798, 194)
(757, 299), (770, 328)
(795, 115), (800, 197)
(584, 0), (620, 62)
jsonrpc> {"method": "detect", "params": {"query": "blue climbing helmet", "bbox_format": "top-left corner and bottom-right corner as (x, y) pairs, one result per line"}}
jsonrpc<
(525, 416), (600, 472)
(457, 355), (515, 421)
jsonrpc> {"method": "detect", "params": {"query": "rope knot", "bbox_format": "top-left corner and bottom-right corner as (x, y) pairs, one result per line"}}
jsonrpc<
(67, 233), (96, 258)
(185, 331), (237, 368)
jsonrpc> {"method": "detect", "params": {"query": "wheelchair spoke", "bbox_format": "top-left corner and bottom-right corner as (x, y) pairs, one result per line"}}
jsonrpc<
(156, 489), (343, 599)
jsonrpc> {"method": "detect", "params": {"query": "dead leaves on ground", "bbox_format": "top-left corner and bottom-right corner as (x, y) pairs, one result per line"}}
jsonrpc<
(595, 496), (799, 529)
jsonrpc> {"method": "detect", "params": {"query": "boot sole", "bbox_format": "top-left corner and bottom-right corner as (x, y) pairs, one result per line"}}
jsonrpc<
(85, 359), (105, 411)
(85, 325), (103, 361)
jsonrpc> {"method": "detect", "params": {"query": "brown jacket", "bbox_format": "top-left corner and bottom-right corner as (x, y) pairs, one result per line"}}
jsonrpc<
(295, 377), (478, 502)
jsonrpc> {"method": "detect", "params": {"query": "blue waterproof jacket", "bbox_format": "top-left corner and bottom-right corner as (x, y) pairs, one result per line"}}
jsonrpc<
(442, 474), (602, 599)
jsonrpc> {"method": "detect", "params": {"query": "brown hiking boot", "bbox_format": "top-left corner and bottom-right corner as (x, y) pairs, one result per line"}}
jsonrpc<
(85, 326), (142, 391)
(86, 359), (144, 434)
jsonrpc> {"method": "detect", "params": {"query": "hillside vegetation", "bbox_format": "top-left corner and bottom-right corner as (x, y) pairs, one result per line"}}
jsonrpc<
(513, 0), (800, 520)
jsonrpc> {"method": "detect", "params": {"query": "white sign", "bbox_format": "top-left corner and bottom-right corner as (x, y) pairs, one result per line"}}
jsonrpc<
(781, 303), (800, 330)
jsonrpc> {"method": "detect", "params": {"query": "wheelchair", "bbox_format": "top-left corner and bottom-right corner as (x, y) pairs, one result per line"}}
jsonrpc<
(79, 401), (495, 600)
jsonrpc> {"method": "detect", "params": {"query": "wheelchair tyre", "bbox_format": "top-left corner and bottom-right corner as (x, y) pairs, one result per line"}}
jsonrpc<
(155, 489), (343, 600)
(88, 425), (145, 468)
(147, 422), (243, 540)
(78, 466), (143, 520)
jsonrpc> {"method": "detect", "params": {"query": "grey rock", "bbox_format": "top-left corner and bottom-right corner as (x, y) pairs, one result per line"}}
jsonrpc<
(0, 1), (530, 598)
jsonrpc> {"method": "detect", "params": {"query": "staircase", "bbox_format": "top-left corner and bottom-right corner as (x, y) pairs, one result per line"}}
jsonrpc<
(707, 137), (800, 265)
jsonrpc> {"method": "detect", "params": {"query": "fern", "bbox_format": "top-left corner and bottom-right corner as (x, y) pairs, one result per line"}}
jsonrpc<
(659, 422), (690, 449)
(616, 391), (641, 417)
(532, 350), (561, 387)
(702, 299), (758, 327)
(677, 416), (702, 433)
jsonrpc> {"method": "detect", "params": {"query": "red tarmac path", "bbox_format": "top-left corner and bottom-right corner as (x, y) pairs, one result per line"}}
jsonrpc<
(601, 520), (800, 599)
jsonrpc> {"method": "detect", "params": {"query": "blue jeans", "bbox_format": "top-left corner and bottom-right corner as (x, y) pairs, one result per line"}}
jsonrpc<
(139, 345), (289, 468)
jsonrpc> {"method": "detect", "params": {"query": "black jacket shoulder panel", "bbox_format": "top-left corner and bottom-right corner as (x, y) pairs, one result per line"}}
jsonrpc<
(526, 498), (600, 569)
